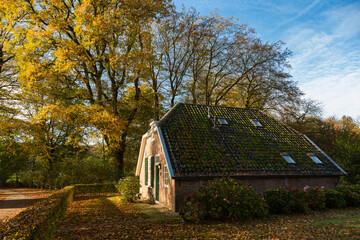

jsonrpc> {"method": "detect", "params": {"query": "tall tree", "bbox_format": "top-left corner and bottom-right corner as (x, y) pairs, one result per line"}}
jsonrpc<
(8, 0), (170, 179)
(0, 1), (20, 116)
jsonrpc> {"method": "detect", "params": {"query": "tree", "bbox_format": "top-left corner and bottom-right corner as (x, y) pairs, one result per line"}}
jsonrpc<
(0, 1), (21, 116)
(277, 98), (323, 132)
(154, 8), (199, 107)
(293, 115), (360, 184)
(7, 0), (171, 179)
(153, 9), (299, 110)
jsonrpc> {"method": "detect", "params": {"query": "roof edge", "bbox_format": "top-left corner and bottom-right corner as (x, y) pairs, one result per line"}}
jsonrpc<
(158, 103), (181, 123)
(172, 173), (344, 180)
(135, 133), (150, 176)
(157, 125), (175, 178)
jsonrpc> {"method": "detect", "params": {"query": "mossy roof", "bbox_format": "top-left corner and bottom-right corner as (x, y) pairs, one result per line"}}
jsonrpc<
(158, 103), (345, 178)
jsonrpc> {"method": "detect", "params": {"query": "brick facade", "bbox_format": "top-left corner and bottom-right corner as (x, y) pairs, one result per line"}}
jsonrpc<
(138, 128), (177, 210)
(173, 176), (340, 211)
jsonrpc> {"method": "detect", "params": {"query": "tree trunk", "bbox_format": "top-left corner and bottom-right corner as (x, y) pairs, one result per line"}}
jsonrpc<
(114, 77), (141, 180)
(114, 143), (125, 180)
(153, 79), (160, 120)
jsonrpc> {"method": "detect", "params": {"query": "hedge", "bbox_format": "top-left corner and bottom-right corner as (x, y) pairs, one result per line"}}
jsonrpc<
(0, 183), (117, 240)
(0, 186), (74, 240)
(73, 183), (117, 195)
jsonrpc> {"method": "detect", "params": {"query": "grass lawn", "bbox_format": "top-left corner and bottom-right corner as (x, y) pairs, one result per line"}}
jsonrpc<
(55, 195), (360, 239)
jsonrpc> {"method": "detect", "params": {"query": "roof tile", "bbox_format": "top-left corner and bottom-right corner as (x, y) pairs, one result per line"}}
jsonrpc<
(158, 103), (344, 177)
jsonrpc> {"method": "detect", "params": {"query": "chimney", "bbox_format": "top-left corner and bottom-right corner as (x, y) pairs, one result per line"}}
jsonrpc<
(208, 106), (218, 129)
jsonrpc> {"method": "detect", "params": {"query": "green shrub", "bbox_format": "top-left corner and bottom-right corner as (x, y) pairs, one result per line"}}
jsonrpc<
(264, 186), (326, 214)
(263, 188), (296, 214)
(55, 156), (116, 188)
(336, 185), (360, 207)
(264, 187), (309, 214)
(303, 187), (326, 211)
(116, 176), (141, 202)
(0, 186), (74, 240)
(180, 178), (267, 221)
(324, 189), (346, 208)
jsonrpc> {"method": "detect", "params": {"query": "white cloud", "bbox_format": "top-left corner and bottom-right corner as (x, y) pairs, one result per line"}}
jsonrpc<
(300, 71), (360, 118)
(272, 0), (321, 32)
(284, 2), (360, 118)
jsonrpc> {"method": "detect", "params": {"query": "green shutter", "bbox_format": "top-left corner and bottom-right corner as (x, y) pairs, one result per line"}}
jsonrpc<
(144, 157), (148, 186)
(151, 157), (155, 187)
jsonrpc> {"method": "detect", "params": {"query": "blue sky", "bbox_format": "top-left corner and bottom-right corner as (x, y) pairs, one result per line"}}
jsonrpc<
(173, 0), (360, 119)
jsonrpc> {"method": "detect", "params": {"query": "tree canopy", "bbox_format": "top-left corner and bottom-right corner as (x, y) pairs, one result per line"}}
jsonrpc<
(0, 2), (358, 188)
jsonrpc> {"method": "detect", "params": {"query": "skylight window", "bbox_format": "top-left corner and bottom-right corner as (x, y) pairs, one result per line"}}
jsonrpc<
(218, 117), (228, 125)
(281, 153), (296, 164)
(308, 154), (323, 164)
(251, 119), (262, 127)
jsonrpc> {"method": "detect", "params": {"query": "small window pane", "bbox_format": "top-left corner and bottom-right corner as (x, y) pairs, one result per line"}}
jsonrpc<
(155, 156), (160, 164)
(309, 154), (323, 164)
(251, 119), (262, 127)
(281, 153), (296, 164)
(218, 118), (228, 125)
(164, 165), (169, 187)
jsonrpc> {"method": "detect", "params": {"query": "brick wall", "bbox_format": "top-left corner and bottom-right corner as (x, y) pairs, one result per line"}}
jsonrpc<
(139, 129), (177, 210)
(174, 176), (340, 211)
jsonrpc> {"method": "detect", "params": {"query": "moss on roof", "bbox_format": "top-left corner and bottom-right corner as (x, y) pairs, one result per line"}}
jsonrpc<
(158, 103), (344, 178)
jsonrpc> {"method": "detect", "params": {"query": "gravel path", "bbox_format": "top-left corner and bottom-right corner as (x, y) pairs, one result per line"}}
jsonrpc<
(0, 189), (34, 223)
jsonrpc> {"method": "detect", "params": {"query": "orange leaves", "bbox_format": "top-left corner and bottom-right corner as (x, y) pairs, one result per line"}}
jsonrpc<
(55, 194), (360, 239)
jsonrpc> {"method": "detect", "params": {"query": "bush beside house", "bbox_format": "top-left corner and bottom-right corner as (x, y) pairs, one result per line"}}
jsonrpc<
(180, 178), (268, 221)
(116, 176), (141, 202)
(180, 179), (360, 221)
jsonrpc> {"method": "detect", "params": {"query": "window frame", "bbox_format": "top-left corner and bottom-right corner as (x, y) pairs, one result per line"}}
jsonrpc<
(281, 153), (296, 164)
(150, 156), (154, 187)
(218, 117), (228, 125)
(251, 119), (262, 127)
(308, 154), (323, 164)
(164, 165), (169, 188)
(144, 157), (148, 186)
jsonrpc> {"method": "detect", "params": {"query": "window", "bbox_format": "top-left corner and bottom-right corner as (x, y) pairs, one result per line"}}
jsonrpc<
(251, 119), (262, 127)
(145, 156), (154, 187)
(218, 117), (228, 125)
(308, 154), (323, 164)
(281, 153), (296, 164)
(164, 165), (169, 187)
(144, 157), (148, 185)
(155, 155), (160, 165)
(150, 156), (154, 187)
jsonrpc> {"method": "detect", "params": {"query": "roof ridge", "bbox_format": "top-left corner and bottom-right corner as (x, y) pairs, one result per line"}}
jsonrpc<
(159, 102), (182, 123)
(180, 103), (261, 111)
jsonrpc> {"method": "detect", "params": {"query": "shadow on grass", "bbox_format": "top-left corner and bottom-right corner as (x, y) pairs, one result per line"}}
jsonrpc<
(0, 198), (47, 209)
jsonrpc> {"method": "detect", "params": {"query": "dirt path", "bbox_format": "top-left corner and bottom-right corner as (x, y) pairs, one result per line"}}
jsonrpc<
(0, 189), (35, 223)
(0, 188), (53, 223)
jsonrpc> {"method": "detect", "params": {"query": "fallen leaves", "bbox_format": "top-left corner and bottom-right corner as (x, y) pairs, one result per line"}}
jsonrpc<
(55, 195), (360, 239)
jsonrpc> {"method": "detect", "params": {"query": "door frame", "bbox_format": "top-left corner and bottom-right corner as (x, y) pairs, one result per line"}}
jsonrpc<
(155, 165), (160, 202)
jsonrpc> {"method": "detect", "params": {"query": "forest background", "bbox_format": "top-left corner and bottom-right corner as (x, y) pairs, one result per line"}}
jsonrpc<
(0, 0), (359, 189)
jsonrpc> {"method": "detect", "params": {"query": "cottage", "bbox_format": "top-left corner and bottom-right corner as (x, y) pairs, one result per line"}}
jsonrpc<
(135, 103), (346, 211)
